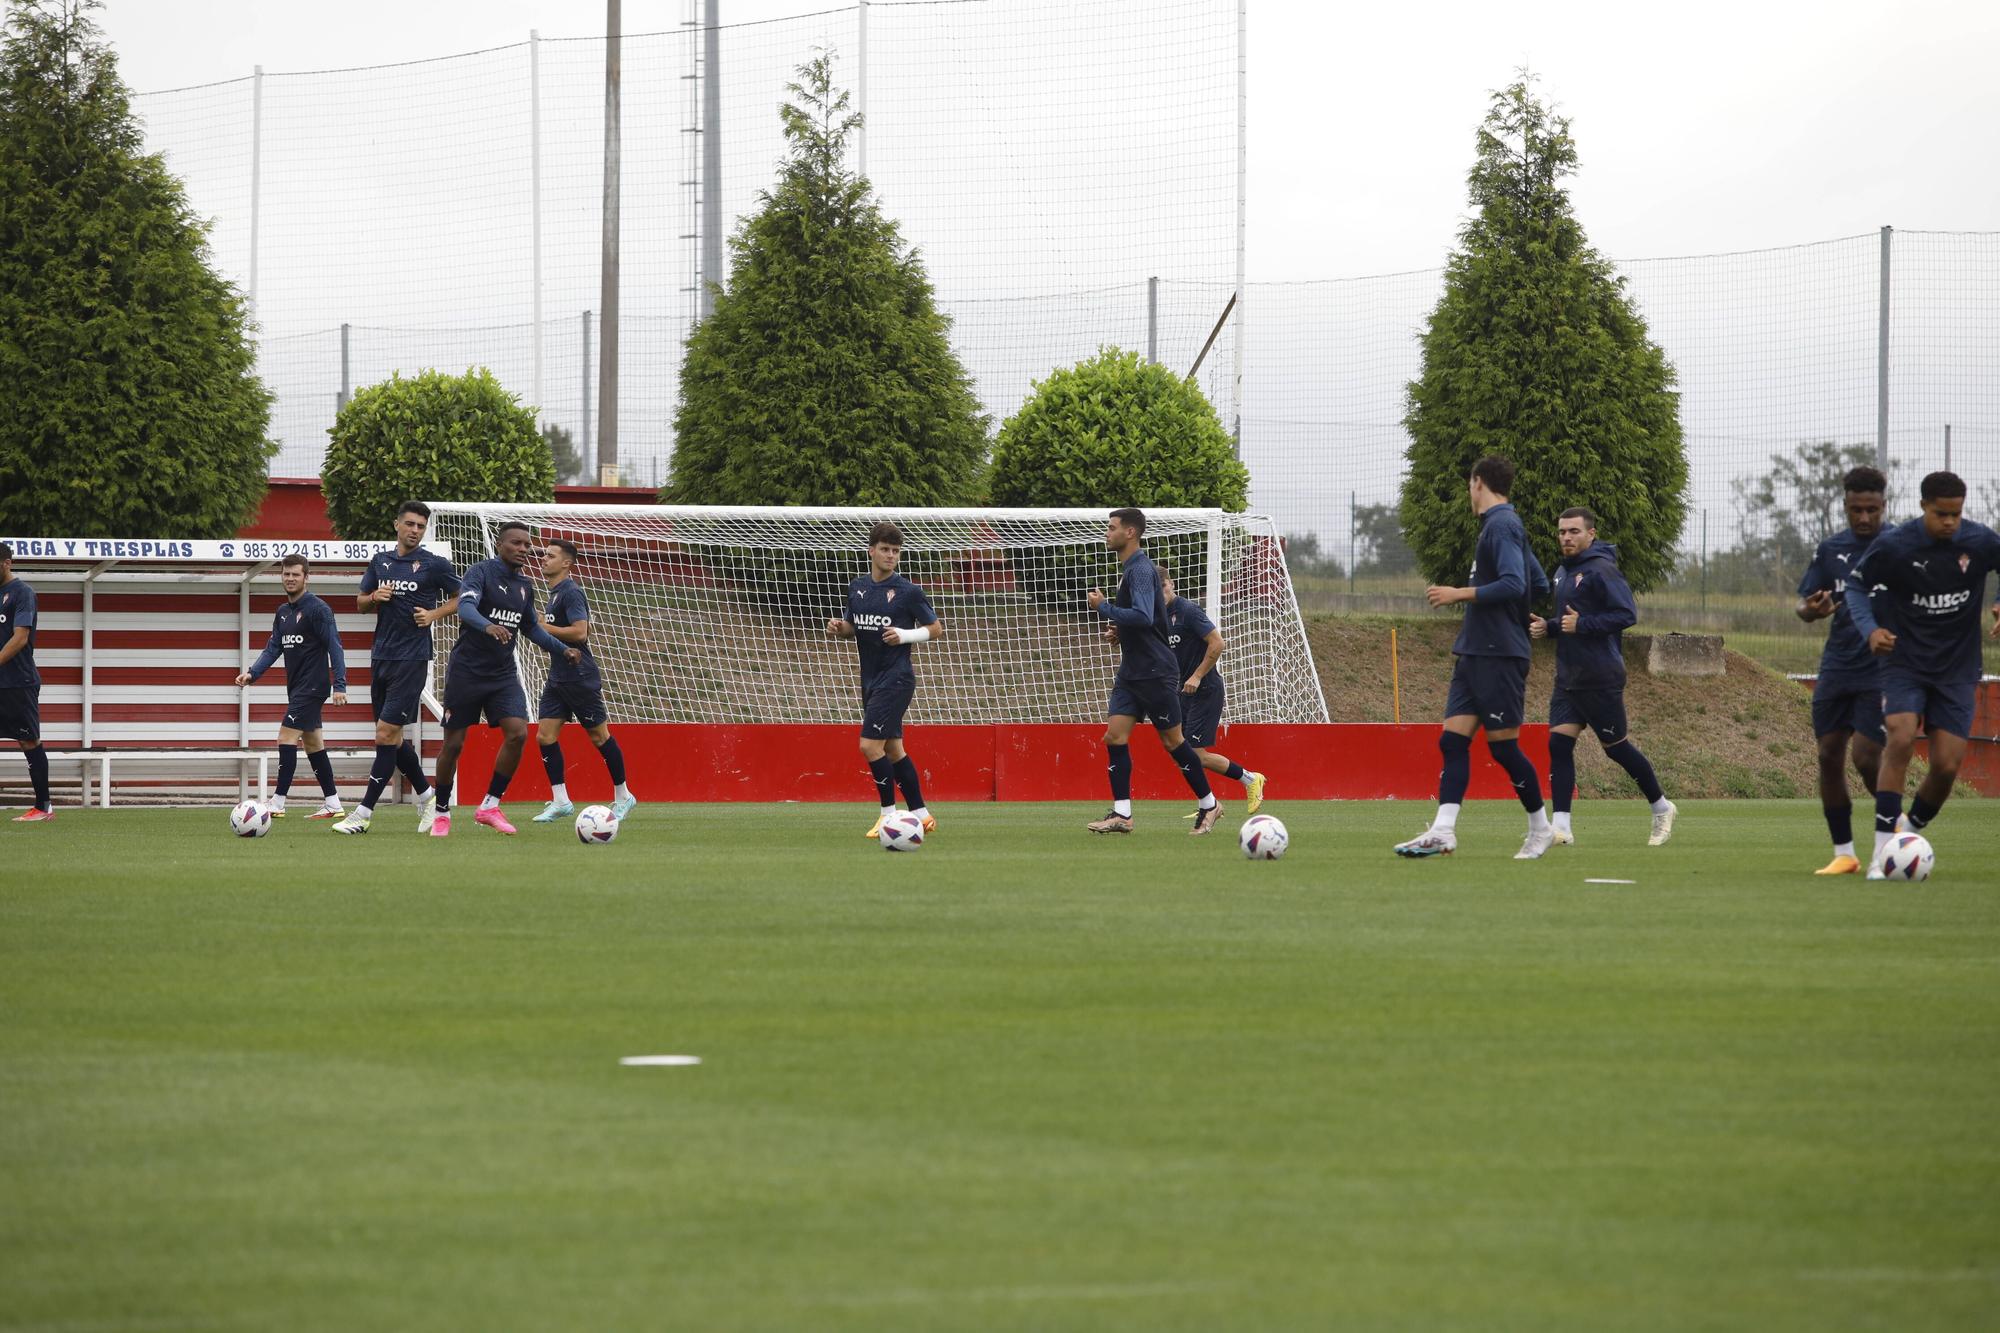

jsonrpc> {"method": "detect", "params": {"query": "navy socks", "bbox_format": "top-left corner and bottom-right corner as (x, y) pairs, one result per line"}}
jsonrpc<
(892, 756), (926, 811)
(276, 744), (299, 797)
(597, 736), (628, 786)
(361, 743), (398, 811)
(1167, 741), (1214, 800)
(1604, 739), (1665, 804)
(25, 744), (49, 811)
(1486, 738), (1545, 813)
(1548, 732), (1577, 814)
(540, 743), (565, 786)
(1438, 731), (1472, 806)
(868, 756), (896, 808)
(1107, 743), (1132, 804)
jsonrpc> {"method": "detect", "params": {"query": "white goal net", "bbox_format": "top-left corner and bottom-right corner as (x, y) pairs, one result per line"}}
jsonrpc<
(421, 505), (1328, 727)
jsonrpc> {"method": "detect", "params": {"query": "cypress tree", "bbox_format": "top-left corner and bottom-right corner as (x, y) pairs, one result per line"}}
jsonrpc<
(0, 0), (274, 536)
(1401, 77), (1687, 591)
(664, 52), (988, 506)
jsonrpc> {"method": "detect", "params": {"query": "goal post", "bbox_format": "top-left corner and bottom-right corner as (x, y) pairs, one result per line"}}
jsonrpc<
(420, 504), (1329, 728)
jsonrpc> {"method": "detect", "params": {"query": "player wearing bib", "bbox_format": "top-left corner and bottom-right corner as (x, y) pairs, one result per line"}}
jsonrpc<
(429, 522), (578, 837)
(531, 540), (637, 825)
(1395, 456), (1554, 860)
(1793, 467), (1887, 874)
(333, 500), (460, 834)
(1085, 508), (1221, 836)
(825, 522), (943, 838)
(1159, 567), (1267, 815)
(1527, 509), (1675, 848)
(0, 544), (52, 822)
(235, 554), (348, 818)
(1843, 471), (2000, 877)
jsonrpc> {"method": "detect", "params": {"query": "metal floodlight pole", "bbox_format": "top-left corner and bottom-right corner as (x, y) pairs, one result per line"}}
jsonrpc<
(856, 0), (870, 180)
(581, 310), (594, 478)
(338, 323), (350, 413)
(1147, 276), (1159, 363)
(1943, 423), (1951, 473)
(700, 0), (722, 321)
(598, 0), (623, 484)
(1232, 0), (1247, 453)
(248, 65), (263, 319)
(530, 30), (546, 421)
(1877, 224), (1892, 472)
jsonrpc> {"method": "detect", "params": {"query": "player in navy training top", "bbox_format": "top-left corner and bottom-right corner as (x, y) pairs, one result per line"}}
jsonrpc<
(530, 539), (638, 825)
(235, 554), (349, 818)
(1158, 565), (1268, 815)
(1842, 471), (2000, 875)
(1527, 508), (1676, 848)
(334, 500), (461, 835)
(825, 522), (944, 837)
(429, 522), (578, 837)
(1084, 508), (1222, 836)
(1792, 466), (1887, 874)
(1395, 455), (1556, 860)
(0, 543), (53, 821)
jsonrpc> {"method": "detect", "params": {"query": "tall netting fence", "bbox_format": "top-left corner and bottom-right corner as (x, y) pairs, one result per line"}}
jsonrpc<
(422, 505), (1328, 726)
(1244, 229), (2000, 677)
(130, 0), (1242, 482)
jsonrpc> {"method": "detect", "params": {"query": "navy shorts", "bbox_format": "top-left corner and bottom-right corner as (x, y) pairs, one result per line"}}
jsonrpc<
(1880, 670), (1976, 739)
(1445, 655), (1530, 731)
(1549, 685), (1629, 746)
(371, 658), (431, 728)
(1181, 679), (1225, 748)
(1107, 675), (1184, 732)
(1811, 674), (1886, 744)
(861, 677), (916, 740)
(441, 673), (530, 730)
(0, 686), (39, 743)
(539, 680), (609, 728)
(281, 694), (327, 733)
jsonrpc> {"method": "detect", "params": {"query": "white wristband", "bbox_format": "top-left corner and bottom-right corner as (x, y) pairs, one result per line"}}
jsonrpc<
(899, 625), (931, 644)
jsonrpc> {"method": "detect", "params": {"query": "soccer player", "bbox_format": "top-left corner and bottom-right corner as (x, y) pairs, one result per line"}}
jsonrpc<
(530, 539), (637, 824)
(428, 522), (578, 837)
(334, 500), (460, 834)
(1394, 456), (1554, 860)
(1159, 566), (1268, 814)
(234, 554), (348, 819)
(1794, 466), (1888, 875)
(1843, 471), (2000, 877)
(1084, 508), (1223, 835)
(0, 543), (52, 822)
(824, 522), (943, 837)
(1528, 508), (1677, 847)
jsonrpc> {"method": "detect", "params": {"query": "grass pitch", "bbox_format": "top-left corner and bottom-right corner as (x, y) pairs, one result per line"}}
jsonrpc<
(4, 799), (1998, 1331)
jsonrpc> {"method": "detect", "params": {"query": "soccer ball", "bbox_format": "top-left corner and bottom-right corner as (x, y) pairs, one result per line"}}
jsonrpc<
(229, 799), (272, 838)
(575, 805), (620, 845)
(1239, 813), (1289, 860)
(879, 810), (925, 852)
(1876, 832), (1934, 882)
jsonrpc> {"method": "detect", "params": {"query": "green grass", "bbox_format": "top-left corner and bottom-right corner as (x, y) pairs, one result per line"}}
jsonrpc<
(5, 800), (1999, 1331)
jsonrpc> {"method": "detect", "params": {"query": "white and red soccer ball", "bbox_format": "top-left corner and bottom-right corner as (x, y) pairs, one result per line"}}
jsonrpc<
(1239, 813), (1289, 860)
(575, 805), (620, 845)
(878, 811), (925, 851)
(1876, 832), (1934, 882)
(229, 800), (272, 838)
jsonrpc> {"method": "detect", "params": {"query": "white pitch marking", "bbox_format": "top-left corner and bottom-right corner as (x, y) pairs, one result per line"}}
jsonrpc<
(1584, 878), (1636, 885)
(620, 1054), (702, 1067)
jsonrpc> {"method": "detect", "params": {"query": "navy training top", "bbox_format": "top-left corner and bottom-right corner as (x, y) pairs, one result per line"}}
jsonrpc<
(1454, 503), (1550, 661)
(451, 558), (567, 683)
(1096, 549), (1179, 683)
(359, 546), (460, 663)
(0, 578), (39, 689)
(1845, 517), (2000, 684)
(1166, 595), (1223, 694)
(246, 591), (347, 698)
(843, 573), (938, 693)
(1549, 540), (1635, 692)
(543, 579), (602, 690)
(1795, 527), (1881, 682)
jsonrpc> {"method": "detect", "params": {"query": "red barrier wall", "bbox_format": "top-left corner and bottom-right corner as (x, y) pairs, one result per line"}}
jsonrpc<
(454, 723), (1551, 804)
(1798, 676), (2000, 795)
(239, 478), (664, 541)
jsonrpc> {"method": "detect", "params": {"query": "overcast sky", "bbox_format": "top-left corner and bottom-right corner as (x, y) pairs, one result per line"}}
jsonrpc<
(96, 0), (2000, 278)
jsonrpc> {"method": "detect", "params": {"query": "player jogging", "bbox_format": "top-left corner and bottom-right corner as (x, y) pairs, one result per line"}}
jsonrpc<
(234, 554), (348, 819)
(1159, 565), (1268, 815)
(0, 544), (53, 822)
(428, 522), (579, 837)
(334, 500), (459, 834)
(1394, 456), (1555, 860)
(530, 539), (638, 824)
(1528, 508), (1676, 847)
(1843, 471), (2000, 878)
(1084, 508), (1223, 835)
(825, 522), (942, 838)
(1794, 466), (1888, 875)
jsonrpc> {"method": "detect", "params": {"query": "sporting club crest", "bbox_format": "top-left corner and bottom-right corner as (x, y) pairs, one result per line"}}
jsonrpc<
(1961, 553), (1972, 574)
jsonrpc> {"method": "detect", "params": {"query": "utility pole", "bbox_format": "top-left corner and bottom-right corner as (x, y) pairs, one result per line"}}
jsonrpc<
(597, 0), (623, 484)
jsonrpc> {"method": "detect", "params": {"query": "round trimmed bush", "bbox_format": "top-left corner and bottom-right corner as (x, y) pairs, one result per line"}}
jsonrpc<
(321, 368), (554, 540)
